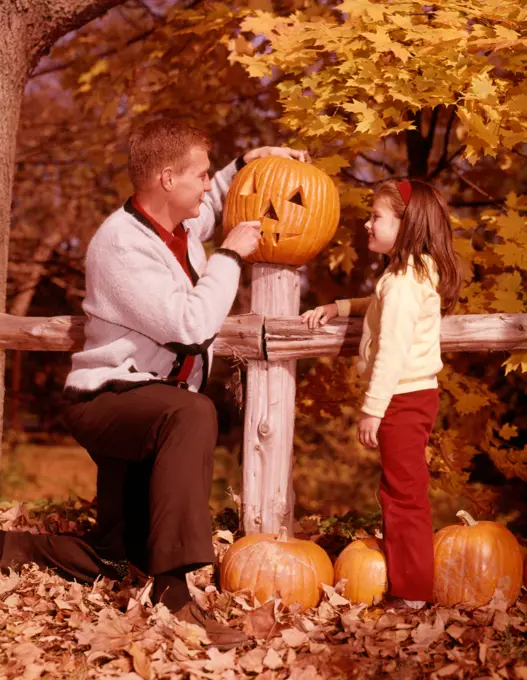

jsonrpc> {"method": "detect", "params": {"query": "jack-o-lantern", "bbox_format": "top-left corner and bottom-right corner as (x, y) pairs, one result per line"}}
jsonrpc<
(223, 156), (340, 266)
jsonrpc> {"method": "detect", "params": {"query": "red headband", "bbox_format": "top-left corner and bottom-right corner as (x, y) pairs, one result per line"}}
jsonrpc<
(396, 180), (412, 206)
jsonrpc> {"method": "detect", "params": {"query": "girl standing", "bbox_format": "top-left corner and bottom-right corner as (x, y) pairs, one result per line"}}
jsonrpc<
(302, 179), (462, 608)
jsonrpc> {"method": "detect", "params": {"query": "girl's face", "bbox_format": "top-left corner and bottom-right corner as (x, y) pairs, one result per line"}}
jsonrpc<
(364, 196), (401, 255)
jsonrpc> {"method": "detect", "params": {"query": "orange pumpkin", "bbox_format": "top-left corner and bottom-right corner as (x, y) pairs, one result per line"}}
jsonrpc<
(222, 156), (340, 265)
(334, 537), (387, 605)
(220, 526), (334, 611)
(434, 510), (523, 609)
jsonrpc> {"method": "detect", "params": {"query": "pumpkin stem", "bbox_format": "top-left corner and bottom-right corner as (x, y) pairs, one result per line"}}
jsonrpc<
(456, 510), (478, 526)
(276, 526), (289, 542)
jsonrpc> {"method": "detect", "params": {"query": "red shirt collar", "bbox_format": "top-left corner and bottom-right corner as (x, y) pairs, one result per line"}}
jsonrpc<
(131, 195), (186, 239)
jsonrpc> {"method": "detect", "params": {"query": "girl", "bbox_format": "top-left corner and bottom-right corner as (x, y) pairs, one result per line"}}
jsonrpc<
(302, 179), (462, 609)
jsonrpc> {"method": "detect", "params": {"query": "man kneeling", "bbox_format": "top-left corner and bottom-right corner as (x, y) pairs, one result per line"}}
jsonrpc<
(0, 119), (309, 648)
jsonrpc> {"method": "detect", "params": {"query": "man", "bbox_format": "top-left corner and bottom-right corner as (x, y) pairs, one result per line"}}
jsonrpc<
(0, 119), (309, 648)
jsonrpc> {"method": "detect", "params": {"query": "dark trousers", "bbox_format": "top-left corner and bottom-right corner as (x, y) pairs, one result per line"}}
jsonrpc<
(0, 384), (218, 582)
(378, 389), (439, 603)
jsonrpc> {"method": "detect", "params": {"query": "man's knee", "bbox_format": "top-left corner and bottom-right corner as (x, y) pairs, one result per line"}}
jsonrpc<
(162, 391), (217, 435)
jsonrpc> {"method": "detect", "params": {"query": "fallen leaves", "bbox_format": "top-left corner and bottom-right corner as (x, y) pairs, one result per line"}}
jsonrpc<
(0, 502), (527, 679)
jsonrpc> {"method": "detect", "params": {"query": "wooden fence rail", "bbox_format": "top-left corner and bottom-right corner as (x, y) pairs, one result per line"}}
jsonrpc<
(1, 306), (526, 534)
(0, 311), (525, 358)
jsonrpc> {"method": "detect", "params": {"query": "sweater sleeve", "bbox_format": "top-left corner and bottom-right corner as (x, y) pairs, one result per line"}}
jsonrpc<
(84, 242), (241, 352)
(183, 159), (239, 243)
(335, 296), (373, 317)
(361, 272), (423, 418)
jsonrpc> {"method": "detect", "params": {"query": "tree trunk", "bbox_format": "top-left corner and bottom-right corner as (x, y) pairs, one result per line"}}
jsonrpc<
(0, 0), (123, 461)
(406, 108), (440, 178)
(0, 14), (31, 455)
(242, 264), (300, 535)
(8, 230), (66, 433)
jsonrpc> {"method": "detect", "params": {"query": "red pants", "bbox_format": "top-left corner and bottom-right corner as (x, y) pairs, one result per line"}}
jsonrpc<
(378, 389), (439, 602)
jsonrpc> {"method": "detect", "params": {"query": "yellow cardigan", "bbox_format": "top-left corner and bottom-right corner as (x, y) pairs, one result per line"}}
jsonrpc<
(336, 258), (442, 418)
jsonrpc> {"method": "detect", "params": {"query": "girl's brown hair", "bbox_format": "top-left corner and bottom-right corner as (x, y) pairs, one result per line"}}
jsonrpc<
(375, 179), (462, 313)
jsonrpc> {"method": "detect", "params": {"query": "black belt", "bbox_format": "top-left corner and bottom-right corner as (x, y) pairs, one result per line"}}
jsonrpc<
(63, 377), (189, 404)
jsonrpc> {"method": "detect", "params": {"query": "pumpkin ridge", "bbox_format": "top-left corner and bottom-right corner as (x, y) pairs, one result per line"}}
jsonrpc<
(461, 524), (471, 606)
(252, 542), (273, 604)
(304, 551), (319, 608)
(311, 171), (323, 261)
(444, 525), (460, 606)
(493, 526), (504, 600)
(230, 541), (261, 592)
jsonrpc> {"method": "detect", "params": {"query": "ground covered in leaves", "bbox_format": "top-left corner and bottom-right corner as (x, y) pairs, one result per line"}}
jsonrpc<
(0, 500), (526, 680)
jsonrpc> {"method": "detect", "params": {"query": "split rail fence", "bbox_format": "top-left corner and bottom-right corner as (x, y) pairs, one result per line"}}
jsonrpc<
(1, 262), (526, 535)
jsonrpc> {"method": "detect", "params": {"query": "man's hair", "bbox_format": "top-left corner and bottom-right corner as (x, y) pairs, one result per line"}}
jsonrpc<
(128, 118), (212, 190)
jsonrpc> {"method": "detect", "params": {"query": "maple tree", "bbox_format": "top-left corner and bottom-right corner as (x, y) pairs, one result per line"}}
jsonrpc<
(224, 0), (527, 519)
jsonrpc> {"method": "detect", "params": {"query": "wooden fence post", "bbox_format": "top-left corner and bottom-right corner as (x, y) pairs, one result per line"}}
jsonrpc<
(242, 263), (300, 535)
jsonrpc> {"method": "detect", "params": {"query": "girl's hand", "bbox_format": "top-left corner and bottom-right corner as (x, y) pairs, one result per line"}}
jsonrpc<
(357, 413), (382, 448)
(301, 303), (338, 330)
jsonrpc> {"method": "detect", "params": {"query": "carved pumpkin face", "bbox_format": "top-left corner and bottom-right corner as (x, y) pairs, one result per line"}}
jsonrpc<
(223, 156), (340, 265)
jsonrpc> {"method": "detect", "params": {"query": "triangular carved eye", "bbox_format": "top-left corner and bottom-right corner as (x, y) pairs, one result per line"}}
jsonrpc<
(287, 189), (304, 207)
(262, 201), (279, 221)
(238, 172), (258, 196)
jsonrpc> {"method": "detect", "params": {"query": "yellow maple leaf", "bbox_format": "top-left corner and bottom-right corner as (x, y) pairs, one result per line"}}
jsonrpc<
(77, 59), (109, 87)
(454, 393), (492, 415)
(468, 72), (497, 102)
(235, 55), (270, 79)
(498, 423), (518, 441)
(361, 29), (394, 54)
(315, 154), (350, 175)
(240, 11), (281, 37)
(494, 25), (519, 41)
(495, 210), (527, 243)
(337, 0), (386, 22)
(503, 352), (527, 375)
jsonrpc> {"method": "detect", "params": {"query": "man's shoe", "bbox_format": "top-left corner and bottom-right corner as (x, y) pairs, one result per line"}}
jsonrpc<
(175, 602), (248, 650)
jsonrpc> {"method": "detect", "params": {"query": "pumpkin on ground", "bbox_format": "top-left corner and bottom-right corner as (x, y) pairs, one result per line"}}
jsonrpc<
(334, 537), (387, 605)
(222, 156), (340, 266)
(433, 510), (523, 609)
(220, 526), (334, 611)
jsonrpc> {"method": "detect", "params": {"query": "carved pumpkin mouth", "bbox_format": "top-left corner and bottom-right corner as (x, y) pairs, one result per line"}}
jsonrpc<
(259, 188), (306, 245)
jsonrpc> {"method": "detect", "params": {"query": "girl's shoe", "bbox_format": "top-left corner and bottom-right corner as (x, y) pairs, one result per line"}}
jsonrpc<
(381, 594), (427, 612)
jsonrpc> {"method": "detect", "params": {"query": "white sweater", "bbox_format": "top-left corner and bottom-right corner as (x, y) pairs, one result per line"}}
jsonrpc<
(336, 256), (442, 418)
(65, 159), (241, 394)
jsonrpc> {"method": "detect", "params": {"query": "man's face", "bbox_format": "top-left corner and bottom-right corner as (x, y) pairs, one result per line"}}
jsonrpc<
(167, 146), (212, 220)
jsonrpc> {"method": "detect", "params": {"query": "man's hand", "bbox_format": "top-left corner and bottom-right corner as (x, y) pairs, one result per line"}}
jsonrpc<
(357, 413), (382, 449)
(221, 221), (261, 258)
(243, 146), (311, 164)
